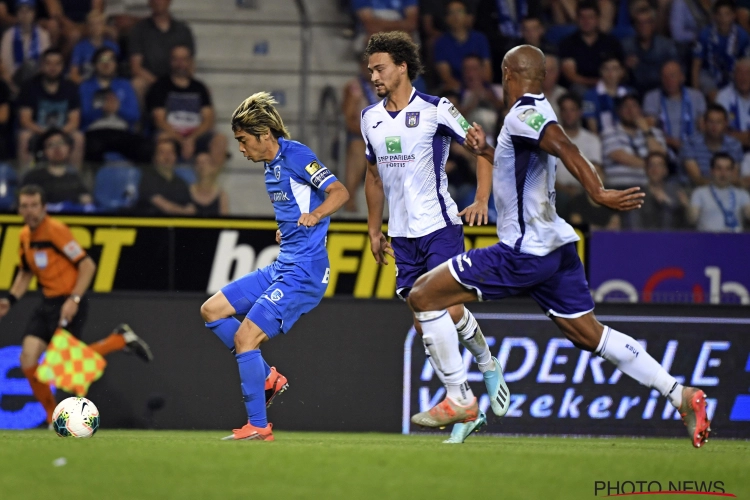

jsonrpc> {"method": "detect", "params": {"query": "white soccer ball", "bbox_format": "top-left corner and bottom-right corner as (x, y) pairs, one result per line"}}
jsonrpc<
(52, 397), (100, 438)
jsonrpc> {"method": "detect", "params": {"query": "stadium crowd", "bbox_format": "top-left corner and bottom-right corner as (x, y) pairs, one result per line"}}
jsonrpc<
(344, 0), (750, 232)
(0, 0), (229, 216)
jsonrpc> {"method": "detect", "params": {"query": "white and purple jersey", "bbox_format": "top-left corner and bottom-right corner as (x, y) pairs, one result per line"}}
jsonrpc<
(361, 88), (470, 238)
(493, 93), (579, 257)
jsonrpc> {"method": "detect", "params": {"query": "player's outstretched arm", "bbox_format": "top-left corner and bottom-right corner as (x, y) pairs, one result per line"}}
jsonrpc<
(364, 160), (394, 265)
(458, 154), (492, 226)
(298, 180), (349, 227)
(0, 268), (34, 320)
(464, 122), (495, 165)
(540, 124), (645, 212)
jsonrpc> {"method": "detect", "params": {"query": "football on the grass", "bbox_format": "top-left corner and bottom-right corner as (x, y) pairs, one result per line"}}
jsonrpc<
(52, 397), (100, 438)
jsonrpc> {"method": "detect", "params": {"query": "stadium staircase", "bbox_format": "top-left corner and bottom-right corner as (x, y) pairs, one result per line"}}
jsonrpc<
(172, 0), (357, 216)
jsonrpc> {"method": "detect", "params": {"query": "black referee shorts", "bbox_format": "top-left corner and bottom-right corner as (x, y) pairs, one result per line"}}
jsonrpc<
(24, 296), (89, 344)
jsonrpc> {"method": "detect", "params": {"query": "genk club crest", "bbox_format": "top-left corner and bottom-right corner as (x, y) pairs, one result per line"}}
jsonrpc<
(274, 165), (281, 180)
(405, 112), (420, 128)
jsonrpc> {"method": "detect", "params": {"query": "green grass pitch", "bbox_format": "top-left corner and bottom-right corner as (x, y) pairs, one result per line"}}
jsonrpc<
(0, 431), (747, 499)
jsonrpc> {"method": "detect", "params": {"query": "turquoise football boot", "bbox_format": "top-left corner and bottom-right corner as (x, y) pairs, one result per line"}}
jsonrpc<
(443, 411), (487, 444)
(484, 356), (510, 417)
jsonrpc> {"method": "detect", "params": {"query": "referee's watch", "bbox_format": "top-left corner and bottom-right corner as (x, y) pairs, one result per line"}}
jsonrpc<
(69, 294), (82, 304)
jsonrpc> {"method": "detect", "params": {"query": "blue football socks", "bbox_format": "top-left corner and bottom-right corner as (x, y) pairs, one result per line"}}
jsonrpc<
(205, 317), (240, 350)
(236, 349), (268, 428)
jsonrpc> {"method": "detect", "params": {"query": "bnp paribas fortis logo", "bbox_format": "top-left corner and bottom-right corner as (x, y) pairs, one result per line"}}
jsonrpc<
(386, 136), (402, 154)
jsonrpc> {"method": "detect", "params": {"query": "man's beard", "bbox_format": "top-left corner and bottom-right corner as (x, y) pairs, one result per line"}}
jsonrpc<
(42, 75), (60, 85)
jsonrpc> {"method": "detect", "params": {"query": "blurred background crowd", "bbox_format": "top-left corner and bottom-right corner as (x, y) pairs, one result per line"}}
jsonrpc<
(0, 0), (749, 233)
(343, 0), (750, 232)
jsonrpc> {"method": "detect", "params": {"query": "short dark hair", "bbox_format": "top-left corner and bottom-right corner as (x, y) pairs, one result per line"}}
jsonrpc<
(557, 92), (581, 109)
(615, 93), (640, 109)
(713, 0), (736, 14)
(462, 53), (483, 65)
(171, 44), (194, 57)
(19, 184), (46, 205)
(706, 103), (728, 120)
(364, 31), (424, 82)
(92, 45), (117, 65)
(577, 1), (600, 16)
(600, 54), (622, 68)
(41, 47), (63, 61)
(445, 0), (467, 10)
(40, 127), (72, 148)
(645, 151), (668, 166)
(710, 152), (735, 169)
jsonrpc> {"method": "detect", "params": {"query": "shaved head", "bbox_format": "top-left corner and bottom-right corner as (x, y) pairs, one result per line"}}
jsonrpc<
(503, 45), (546, 83)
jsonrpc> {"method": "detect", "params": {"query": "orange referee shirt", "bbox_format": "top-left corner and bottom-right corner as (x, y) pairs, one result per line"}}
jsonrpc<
(18, 216), (87, 298)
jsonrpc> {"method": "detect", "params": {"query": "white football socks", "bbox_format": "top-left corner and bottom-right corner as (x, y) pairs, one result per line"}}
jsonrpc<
(415, 310), (474, 406)
(597, 326), (683, 409)
(454, 307), (494, 373)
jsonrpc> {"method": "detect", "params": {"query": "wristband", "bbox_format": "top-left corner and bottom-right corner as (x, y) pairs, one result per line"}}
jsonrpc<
(69, 294), (82, 305)
(6, 294), (17, 306)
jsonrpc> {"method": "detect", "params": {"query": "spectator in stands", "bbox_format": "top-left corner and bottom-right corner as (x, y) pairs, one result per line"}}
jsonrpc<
(582, 56), (630, 134)
(21, 128), (91, 208)
(629, 152), (689, 229)
(717, 57), (750, 149)
(602, 94), (667, 188)
(17, 48), (83, 168)
(688, 152), (750, 231)
(0, 0), (50, 95)
(559, 2), (624, 95)
(190, 152), (228, 217)
(692, 0), (750, 100)
(568, 192), (621, 230)
(69, 11), (119, 84)
(420, 0), (477, 45)
(80, 46), (152, 168)
(130, 0), (195, 100)
(681, 104), (744, 186)
(643, 60), (706, 156)
(670, 0), (713, 53)
(543, 54), (566, 118)
(0, 78), (8, 159)
(137, 138), (195, 216)
(352, 0), (419, 52)
(514, 16), (556, 55)
(488, 0), (530, 39)
(433, 0), (491, 92)
(740, 150), (750, 188)
(555, 93), (604, 220)
(147, 45), (227, 168)
(458, 54), (502, 141)
(342, 57), (379, 212)
(623, 5), (679, 96)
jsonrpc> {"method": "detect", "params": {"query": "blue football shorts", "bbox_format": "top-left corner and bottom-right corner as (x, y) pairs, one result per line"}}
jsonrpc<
(221, 257), (330, 338)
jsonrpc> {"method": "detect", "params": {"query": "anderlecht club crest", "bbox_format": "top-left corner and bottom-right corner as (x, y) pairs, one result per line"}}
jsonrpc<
(405, 112), (420, 128)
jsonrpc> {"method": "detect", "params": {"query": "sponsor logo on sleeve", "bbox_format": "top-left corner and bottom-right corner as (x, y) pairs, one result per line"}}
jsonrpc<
(305, 161), (323, 175)
(63, 241), (83, 261)
(517, 109), (546, 132)
(311, 168), (333, 189)
(449, 105), (471, 132)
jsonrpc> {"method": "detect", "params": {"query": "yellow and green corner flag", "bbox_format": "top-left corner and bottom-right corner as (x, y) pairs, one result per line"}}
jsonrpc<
(35, 329), (107, 396)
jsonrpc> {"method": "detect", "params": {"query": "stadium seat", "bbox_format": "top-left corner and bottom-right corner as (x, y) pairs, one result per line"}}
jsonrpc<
(0, 164), (18, 211)
(94, 164), (142, 212)
(175, 166), (197, 186)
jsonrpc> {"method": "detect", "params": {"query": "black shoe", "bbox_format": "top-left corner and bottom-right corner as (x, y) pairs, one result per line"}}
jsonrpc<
(116, 324), (153, 362)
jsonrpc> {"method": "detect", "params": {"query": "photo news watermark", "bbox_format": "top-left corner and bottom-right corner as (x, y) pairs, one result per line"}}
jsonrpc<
(594, 480), (735, 497)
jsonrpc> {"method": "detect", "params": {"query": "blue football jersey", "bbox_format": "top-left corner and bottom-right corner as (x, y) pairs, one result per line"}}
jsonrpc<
(265, 137), (337, 263)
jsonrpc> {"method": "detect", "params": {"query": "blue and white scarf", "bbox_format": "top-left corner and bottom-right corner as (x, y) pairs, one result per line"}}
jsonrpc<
(12, 25), (40, 67)
(496, 0), (527, 39)
(660, 87), (694, 139)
